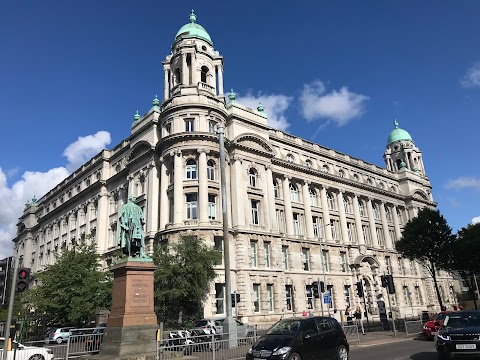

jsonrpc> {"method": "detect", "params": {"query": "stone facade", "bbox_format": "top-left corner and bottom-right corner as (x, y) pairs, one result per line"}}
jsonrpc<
(13, 12), (457, 325)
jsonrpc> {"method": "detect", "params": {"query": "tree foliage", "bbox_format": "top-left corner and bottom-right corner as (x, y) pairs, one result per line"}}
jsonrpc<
(395, 208), (455, 309)
(153, 235), (221, 328)
(27, 237), (112, 327)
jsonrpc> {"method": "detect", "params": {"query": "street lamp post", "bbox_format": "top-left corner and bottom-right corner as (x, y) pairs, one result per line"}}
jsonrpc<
(316, 223), (331, 316)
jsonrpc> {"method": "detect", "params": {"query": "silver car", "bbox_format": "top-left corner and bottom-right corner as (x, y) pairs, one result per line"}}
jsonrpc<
(45, 327), (75, 344)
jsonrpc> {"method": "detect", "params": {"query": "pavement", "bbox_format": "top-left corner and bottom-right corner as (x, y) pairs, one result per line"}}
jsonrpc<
(349, 330), (423, 347)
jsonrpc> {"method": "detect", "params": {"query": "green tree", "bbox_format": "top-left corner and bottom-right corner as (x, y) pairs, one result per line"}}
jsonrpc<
(450, 223), (480, 309)
(27, 236), (112, 327)
(395, 208), (455, 310)
(153, 235), (221, 328)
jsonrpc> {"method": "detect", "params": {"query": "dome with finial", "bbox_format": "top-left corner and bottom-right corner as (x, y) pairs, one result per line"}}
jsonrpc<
(387, 119), (413, 145)
(228, 89), (236, 102)
(174, 10), (212, 46)
(133, 110), (141, 121)
(257, 102), (265, 112)
(152, 95), (160, 107)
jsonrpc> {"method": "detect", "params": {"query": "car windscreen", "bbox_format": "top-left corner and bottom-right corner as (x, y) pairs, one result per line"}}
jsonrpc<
(194, 320), (209, 327)
(434, 313), (447, 321)
(444, 314), (480, 328)
(266, 320), (303, 336)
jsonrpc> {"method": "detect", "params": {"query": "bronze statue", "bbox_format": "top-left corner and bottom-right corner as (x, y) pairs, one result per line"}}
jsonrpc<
(118, 195), (151, 259)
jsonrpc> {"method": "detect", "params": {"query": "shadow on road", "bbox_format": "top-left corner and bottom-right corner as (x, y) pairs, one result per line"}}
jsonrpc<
(410, 352), (437, 360)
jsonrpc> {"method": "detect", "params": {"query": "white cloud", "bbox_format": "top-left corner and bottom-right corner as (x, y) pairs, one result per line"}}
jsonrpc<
(236, 92), (293, 131)
(0, 131), (111, 259)
(299, 80), (369, 126)
(64, 131), (111, 172)
(445, 176), (480, 191)
(472, 216), (480, 225)
(461, 62), (480, 88)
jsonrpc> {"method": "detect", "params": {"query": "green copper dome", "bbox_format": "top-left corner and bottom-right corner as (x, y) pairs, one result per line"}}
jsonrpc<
(387, 119), (412, 145)
(174, 10), (212, 46)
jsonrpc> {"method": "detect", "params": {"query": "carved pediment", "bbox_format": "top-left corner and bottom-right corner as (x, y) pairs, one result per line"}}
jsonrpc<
(127, 141), (154, 162)
(232, 133), (274, 156)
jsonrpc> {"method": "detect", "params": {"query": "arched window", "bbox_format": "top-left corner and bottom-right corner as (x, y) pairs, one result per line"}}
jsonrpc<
(185, 159), (197, 179)
(207, 160), (215, 180)
(286, 154), (294, 163)
(358, 199), (366, 216)
(249, 168), (258, 187)
(273, 179), (280, 198)
(309, 188), (318, 207)
(326, 192), (335, 210)
(201, 66), (209, 83)
(290, 183), (299, 202)
(175, 68), (181, 85)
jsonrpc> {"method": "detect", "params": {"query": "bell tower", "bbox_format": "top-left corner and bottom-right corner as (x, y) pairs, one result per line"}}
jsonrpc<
(384, 119), (426, 176)
(162, 10), (224, 101)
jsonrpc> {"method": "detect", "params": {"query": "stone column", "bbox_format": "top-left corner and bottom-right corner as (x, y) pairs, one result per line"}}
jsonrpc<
(380, 202), (393, 249)
(230, 157), (245, 227)
(163, 69), (169, 100)
(302, 180), (314, 239)
(336, 190), (349, 244)
(97, 186), (109, 252)
(352, 195), (365, 245)
(191, 54), (197, 85)
(282, 176), (294, 237)
(265, 165), (276, 231)
(217, 65), (224, 96)
(392, 205), (402, 242)
(366, 198), (379, 247)
(319, 185), (333, 241)
(159, 158), (169, 229)
(173, 150), (183, 225)
(146, 164), (159, 237)
(181, 53), (187, 85)
(198, 149), (209, 224)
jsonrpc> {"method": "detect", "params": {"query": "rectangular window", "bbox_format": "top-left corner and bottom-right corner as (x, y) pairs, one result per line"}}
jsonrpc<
(293, 213), (302, 235)
(165, 123), (171, 136)
(169, 197), (174, 223)
(326, 285), (334, 309)
(343, 196), (352, 214)
(312, 216), (324, 238)
(362, 225), (371, 245)
(344, 285), (351, 307)
(285, 285), (294, 311)
(330, 219), (341, 240)
(322, 250), (329, 272)
(253, 284), (260, 313)
(208, 194), (217, 220)
(397, 209), (403, 225)
(264, 242), (271, 268)
(376, 227), (385, 248)
(358, 200), (366, 217)
(111, 225), (117, 247)
(410, 260), (418, 276)
(373, 203), (380, 219)
(215, 283), (225, 314)
(185, 119), (194, 132)
(214, 236), (223, 265)
(302, 248), (310, 271)
(267, 284), (274, 312)
(273, 181), (280, 199)
(251, 200), (260, 225)
(385, 256), (392, 274)
(398, 258), (405, 275)
(282, 246), (289, 270)
(389, 229), (396, 245)
(310, 190), (318, 207)
(327, 193), (336, 210)
(415, 286), (423, 305)
(306, 285), (314, 310)
(185, 193), (198, 219)
(403, 286), (409, 304)
(249, 241), (258, 267)
(276, 209), (285, 233)
(386, 207), (393, 222)
(208, 120), (217, 134)
(347, 222), (356, 243)
(340, 251), (348, 272)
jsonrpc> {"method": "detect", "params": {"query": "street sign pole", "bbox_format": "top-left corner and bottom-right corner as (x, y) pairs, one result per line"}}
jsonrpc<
(3, 255), (19, 360)
(318, 277), (324, 316)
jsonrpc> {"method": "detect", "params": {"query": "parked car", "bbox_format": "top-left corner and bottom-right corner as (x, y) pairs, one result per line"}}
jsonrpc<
(423, 311), (451, 339)
(84, 323), (107, 352)
(435, 310), (480, 360)
(246, 316), (349, 360)
(1, 337), (54, 360)
(193, 319), (223, 334)
(44, 327), (75, 344)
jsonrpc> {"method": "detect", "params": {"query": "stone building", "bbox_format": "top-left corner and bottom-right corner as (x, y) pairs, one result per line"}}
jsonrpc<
(14, 11), (456, 325)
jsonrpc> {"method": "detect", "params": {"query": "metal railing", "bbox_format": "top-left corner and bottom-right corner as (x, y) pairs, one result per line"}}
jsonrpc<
(342, 324), (360, 343)
(403, 316), (423, 337)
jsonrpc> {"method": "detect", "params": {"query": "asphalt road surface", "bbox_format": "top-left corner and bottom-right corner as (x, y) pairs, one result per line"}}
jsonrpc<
(351, 338), (437, 360)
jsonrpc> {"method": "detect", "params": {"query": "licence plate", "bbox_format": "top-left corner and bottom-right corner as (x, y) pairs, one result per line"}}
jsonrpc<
(431, 332), (437, 336)
(456, 344), (476, 350)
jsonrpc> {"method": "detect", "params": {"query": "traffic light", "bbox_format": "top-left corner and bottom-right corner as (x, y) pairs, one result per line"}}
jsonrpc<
(319, 281), (325, 293)
(0, 257), (12, 305)
(231, 293), (240, 307)
(355, 281), (364, 297)
(16, 267), (31, 292)
(386, 274), (396, 295)
(312, 282), (319, 298)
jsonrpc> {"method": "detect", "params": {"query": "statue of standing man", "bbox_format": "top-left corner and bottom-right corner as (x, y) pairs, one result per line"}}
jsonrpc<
(118, 195), (151, 260)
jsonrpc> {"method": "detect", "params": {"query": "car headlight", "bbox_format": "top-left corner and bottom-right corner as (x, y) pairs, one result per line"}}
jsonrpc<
(273, 346), (292, 356)
(423, 326), (429, 329)
(437, 334), (450, 341)
(247, 347), (253, 354)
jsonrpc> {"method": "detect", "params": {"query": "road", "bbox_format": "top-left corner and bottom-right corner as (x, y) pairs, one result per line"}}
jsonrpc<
(351, 338), (437, 360)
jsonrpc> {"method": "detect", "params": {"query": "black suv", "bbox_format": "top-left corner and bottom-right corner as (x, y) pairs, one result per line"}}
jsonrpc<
(435, 310), (480, 360)
(246, 316), (348, 360)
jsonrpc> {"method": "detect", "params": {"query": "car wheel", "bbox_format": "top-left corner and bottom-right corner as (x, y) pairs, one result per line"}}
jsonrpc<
(288, 352), (302, 360)
(28, 355), (45, 360)
(337, 345), (349, 360)
(56, 337), (63, 344)
(437, 352), (450, 360)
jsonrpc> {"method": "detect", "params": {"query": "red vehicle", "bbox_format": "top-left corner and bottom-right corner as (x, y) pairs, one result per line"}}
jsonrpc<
(423, 311), (450, 339)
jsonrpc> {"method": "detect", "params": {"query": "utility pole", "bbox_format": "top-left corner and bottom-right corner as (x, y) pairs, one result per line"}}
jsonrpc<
(217, 123), (236, 344)
(317, 223), (331, 316)
(3, 255), (19, 360)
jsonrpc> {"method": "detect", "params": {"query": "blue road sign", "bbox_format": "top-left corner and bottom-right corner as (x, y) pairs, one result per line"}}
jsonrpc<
(323, 293), (331, 304)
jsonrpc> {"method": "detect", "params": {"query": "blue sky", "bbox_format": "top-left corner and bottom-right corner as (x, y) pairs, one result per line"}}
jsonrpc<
(1, 1), (479, 258)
